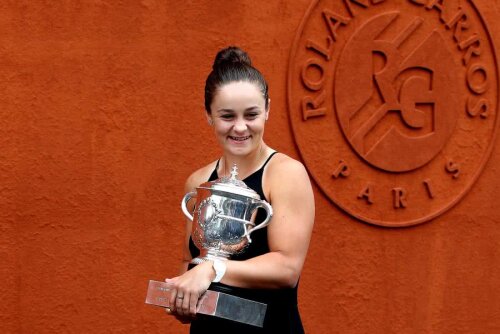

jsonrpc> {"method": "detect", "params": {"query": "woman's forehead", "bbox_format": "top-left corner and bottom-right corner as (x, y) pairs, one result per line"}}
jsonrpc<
(213, 81), (266, 107)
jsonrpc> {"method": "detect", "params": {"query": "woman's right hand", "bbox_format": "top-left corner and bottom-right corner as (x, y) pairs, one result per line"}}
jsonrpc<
(164, 260), (215, 317)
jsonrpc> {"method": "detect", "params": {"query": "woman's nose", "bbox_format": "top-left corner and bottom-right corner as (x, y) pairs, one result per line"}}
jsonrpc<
(233, 118), (247, 132)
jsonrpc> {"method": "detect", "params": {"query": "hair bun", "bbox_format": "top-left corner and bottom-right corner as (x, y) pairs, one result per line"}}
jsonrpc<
(213, 46), (252, 70)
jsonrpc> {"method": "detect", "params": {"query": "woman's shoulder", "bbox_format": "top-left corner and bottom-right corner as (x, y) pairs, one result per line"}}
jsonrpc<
(184, 160), (218, 192)
(265, 152), (310, 185)
(268, 152), (308, 175)
(264, 152), (313, 204)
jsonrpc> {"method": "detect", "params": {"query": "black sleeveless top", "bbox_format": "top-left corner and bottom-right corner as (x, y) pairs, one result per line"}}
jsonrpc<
(189, 152), (305, 334)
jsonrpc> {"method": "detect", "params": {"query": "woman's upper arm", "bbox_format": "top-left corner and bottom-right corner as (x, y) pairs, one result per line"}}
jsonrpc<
(179, 172), (201, 273)
(266, 159), (315, 277)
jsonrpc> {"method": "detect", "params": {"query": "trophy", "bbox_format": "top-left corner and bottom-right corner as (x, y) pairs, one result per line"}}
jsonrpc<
(183, 164), (273, 263)
(146, 164), (273, 327)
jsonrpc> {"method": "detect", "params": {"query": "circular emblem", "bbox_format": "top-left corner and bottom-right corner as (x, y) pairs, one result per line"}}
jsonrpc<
(288, 0), (499, 226)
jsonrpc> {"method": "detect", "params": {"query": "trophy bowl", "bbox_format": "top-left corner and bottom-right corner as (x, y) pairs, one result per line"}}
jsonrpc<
(181, 164), (273, 264)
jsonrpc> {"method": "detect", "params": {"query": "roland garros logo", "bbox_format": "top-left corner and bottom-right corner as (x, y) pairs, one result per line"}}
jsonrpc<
(288, 0), (498, 227)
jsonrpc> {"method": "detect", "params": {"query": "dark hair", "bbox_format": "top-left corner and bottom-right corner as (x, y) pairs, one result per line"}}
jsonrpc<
(204, 46), (269, 113)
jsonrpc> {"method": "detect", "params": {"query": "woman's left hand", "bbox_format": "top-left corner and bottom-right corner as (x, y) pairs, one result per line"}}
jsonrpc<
(165, 261), (215, 317)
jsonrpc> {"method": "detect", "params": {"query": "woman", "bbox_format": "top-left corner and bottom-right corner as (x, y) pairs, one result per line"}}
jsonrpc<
(165, 46), (315, 333)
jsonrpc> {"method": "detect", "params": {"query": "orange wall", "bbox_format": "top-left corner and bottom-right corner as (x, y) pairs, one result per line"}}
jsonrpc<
(1, 1), (499, 333)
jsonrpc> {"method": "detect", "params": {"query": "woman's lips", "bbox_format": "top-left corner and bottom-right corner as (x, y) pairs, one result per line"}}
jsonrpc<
(228, 135), (250, 143)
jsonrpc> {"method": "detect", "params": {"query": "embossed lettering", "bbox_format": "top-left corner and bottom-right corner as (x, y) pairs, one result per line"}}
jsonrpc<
(444, 7), (465, 30)
(425, 0), (443, 11)
(467, 63), (489, 94)
(358, 184), (374, 204)
(425, 4), (482, 65)
(344, 0), (368, 17)
(302, 91), (326, 120)
(458, 34), (481, 65)
(467, 96), (489, 118)
(409, 0), (425, 5)
(423, 179), (435, 199)
(424, 0), (455, 24)
(306, 38), (333, 61)
(322, 9), (350, 41)
(301, 58), (325, 91)
(444, 8), (470, 43)
(393, 188), (408, 208)
(332, 160), (350, 178)
(445, 161), (460, 179)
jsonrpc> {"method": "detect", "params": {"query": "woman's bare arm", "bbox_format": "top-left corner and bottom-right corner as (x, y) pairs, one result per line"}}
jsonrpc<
(221, 157), (315, 288)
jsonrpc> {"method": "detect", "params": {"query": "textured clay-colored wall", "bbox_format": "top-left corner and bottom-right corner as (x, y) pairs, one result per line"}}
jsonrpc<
(1, 1), (499, 333)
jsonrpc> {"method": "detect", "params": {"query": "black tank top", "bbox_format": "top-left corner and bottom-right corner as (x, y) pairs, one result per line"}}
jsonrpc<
(188, 152), (305, 334)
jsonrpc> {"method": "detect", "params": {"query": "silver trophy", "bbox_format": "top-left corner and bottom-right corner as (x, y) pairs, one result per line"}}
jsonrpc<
(181, 164), (273, 264)
(146, 164), (273, 327)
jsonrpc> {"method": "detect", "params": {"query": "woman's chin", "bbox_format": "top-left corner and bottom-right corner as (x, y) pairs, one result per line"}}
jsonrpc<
(225, 145), (252, 156)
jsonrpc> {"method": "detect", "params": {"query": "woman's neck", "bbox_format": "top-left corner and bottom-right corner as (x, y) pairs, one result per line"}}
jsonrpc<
(219, 143), (270, 179)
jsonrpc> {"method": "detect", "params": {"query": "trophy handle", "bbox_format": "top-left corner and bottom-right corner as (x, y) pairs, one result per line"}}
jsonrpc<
(181, 191), (197, 221)
(246, 200), (273, 237)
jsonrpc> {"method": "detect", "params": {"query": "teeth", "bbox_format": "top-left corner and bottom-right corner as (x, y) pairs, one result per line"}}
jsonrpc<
(230, 136), (249, 141)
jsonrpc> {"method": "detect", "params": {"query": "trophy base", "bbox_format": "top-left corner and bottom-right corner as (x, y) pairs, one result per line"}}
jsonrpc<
(145, 280), (267, 327)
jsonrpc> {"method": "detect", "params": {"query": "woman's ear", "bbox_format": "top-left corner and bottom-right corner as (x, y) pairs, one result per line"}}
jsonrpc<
(265, 99), (271, 120)
(206, 113), (213, 126)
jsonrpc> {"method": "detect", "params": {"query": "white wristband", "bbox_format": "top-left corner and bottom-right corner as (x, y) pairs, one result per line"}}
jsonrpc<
(212, 259), (227, 283)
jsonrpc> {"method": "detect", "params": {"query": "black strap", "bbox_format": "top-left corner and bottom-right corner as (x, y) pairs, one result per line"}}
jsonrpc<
(261, 151), (278, 169)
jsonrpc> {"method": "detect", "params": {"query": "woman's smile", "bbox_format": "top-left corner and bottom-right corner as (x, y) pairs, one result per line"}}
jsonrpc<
(228, 135), (251, 143)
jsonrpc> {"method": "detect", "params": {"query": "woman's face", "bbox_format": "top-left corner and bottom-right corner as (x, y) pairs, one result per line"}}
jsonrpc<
(208, 81), (269, 157)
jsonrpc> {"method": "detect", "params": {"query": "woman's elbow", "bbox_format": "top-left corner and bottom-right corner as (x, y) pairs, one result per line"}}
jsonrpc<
(277, 266), (301, 288)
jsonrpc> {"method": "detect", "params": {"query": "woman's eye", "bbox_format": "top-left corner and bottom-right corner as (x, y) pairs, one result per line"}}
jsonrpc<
(246, 113), (258, 119)
(221, 114), (234, 120)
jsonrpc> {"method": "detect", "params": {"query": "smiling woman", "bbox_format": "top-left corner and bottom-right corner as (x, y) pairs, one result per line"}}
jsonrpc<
(164, 46), (315, 334)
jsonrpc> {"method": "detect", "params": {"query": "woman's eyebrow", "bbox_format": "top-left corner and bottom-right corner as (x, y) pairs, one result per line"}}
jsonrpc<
(216, 106), (260, 113)
(216, 108), (234, 113)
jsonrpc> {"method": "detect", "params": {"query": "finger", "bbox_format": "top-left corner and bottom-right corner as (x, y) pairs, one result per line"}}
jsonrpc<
(181, 292), (191, 316)
(169, 289), (177, 312)
(175, 291), (185, 315)
(189, 292), (198, 316)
